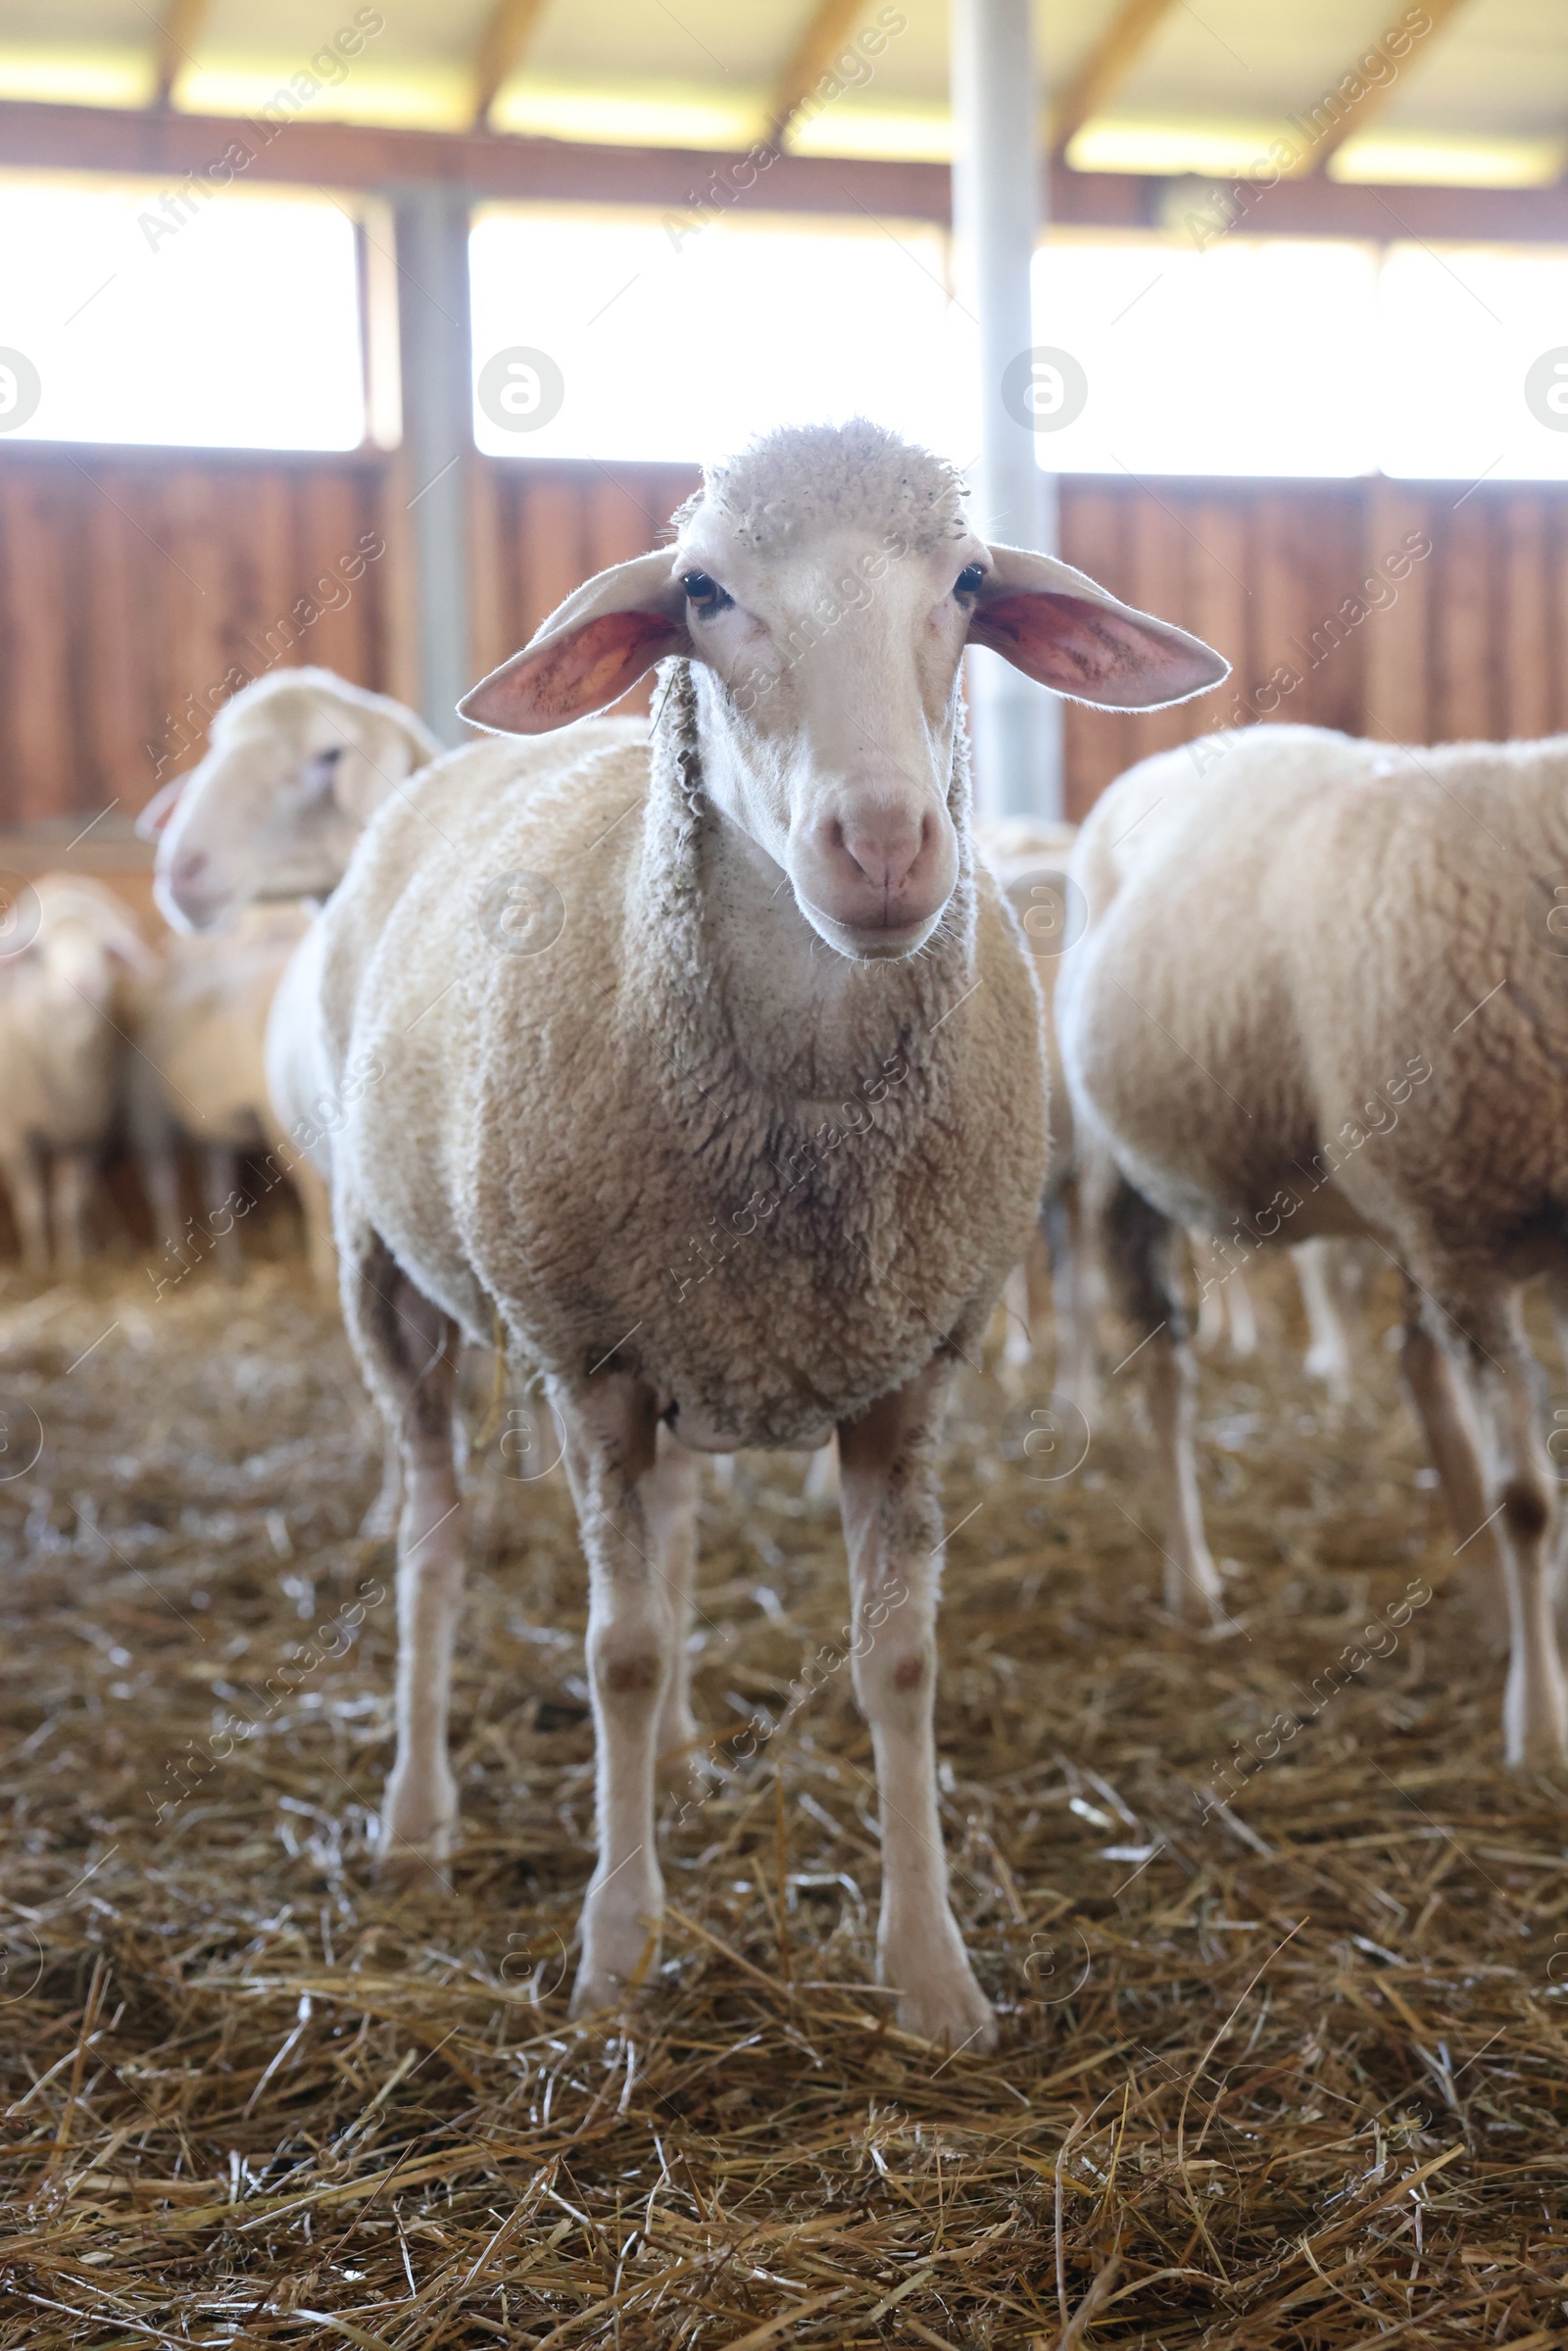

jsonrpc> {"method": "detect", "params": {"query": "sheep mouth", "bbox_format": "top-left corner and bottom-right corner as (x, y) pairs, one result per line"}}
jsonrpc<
(793, 893), (946, 962)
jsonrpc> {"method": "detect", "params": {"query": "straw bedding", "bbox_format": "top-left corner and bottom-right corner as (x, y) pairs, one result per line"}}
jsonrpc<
(1, 1237), (1565, 2348)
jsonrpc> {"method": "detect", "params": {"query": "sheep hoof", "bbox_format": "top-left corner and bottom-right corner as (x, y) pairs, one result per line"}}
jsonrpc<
(1502, 1685), (1568, 1773)
(570, 1927), (661, 2019)
(1164, 1551), (1228, 1630)
(894, 1975), (999, 2055)
(376, 1780), (457, 1891)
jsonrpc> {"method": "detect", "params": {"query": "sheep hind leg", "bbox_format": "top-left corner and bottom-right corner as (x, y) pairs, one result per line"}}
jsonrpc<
(1432, 1276), (1567, 1768)
(343, 1224), (465, 1884)
(1296, 1237), (1352, 1401)
(558, 1371), (678, 2015)
(838, 1356), (994, 2050)
(1104, 1178), (1224, 1627)
(1046, 1177), (1102, 1420)
(1396, 1278), (1496, 1574)
(648, 1422), (703, 1781)
(203, 1145), (244, 1282)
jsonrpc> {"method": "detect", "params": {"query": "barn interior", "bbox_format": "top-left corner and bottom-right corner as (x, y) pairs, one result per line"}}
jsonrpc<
(2, 4), (1568, 2345)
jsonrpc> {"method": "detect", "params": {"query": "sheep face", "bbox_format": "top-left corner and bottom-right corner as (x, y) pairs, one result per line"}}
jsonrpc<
(145, 670), (438, 931)
(672, 516), (982, 958)
(462, 426), (1230, 962)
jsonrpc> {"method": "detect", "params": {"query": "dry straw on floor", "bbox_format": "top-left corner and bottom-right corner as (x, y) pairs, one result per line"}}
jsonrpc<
(1, 1247), (1565, 2347)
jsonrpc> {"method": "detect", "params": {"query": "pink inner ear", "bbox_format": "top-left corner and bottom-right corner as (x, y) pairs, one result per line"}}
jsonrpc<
(464, 611), (685, 736)
(135, 776), (186, 840)
(971, 591), (1221, 710)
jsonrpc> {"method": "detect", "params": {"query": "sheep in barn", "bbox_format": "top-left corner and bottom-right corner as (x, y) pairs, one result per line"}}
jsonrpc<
(139, 667), (439, 1288)
(306, 421), (1225, 2038)
(978, 817), (1278, 1405)
(1056, 720), (1568, 1767)
(123, 903), (327, 1283)
(0, 875), (156, 1272)
(142, 664), (440, 935)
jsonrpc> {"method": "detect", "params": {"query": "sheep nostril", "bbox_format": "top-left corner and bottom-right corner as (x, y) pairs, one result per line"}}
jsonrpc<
(172, 849), (209, 885)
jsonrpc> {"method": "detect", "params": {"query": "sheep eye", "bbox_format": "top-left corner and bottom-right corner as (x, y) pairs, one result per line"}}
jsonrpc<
(681, 570), (730, 612)
(955, 564), (986, 598)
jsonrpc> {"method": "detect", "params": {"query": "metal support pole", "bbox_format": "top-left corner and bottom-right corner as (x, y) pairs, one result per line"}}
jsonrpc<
(388, 184), (473, 747)
(951, 0), (1063, 820)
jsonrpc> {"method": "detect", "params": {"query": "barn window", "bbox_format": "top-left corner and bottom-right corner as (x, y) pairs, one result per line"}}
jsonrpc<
(1377, 244), (1568, 480)
(1027, 232), (1382, 479)
(468, 204), (976, 465)
(0, 173), (366, 450)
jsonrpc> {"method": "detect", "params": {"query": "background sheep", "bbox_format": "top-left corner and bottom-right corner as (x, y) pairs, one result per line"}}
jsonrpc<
(312, 421), (1225, 2043)
(140, 668), (438, 1289)
(123, 903), (325, 1283)
(1058, 720), (1568, 1767)
(0, 875), (155, 1272)
(144, 664), (440, 935)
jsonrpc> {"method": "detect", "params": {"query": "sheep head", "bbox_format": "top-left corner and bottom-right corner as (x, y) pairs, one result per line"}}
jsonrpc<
(463, 423), (1229, 963)
(143, 668), (439, 932)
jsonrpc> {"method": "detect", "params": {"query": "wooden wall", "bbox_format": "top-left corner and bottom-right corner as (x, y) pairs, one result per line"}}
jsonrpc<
(4, 445), (1567, 836)
(0, 445), (392, 828)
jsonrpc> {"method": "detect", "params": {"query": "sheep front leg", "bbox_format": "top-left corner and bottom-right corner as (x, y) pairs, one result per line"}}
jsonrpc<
(558, 1374), (679, 2014)
(837, 1359), (995, 2053)
(50, 1148), (96, 1274)
(1, 1146), (50, 1274)
(1434, 1283), (1568, 1767)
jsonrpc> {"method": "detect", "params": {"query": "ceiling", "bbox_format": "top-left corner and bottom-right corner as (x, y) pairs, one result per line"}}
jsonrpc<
(0, 0), (1563, 186)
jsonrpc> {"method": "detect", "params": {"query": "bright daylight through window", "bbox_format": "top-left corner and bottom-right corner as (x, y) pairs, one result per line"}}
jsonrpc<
(0, 174), (365, 450)
(4, 175), (1567, 481)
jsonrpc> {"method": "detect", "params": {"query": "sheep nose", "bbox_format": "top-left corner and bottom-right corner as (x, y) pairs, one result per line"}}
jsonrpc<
(169, 847), (209, 888)
(834, 808), (929, 899)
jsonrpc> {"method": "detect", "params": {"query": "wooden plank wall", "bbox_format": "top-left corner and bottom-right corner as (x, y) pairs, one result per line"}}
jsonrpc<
(0, 446), (393, 827)
(4, 447), (1568, 833)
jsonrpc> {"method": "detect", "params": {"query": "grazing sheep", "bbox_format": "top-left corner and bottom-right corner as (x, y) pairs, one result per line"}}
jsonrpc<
(124, 904), (324, 1284)
(0, 875), (155, 1271)
(1057, 721), (1568, 1766)
(312, 421), (1225, 2039)
(144, 665), (440, 934)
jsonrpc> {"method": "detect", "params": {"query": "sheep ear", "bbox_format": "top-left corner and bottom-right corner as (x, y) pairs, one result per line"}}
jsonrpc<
(461, 552), (690, 735)
(134, 774), (190, 841)
(968, 543), (1229, 710)
(330, 714), (436, 825)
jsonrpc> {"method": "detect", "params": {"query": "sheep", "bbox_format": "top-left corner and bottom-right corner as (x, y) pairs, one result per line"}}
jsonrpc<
(307, 420), (1225, 2041)
(1056, 720), (1568, 1767)
(139, 668), (438, 1291)
(974, 817), (1102, 1402)
(0, 875), (156, 1271)
(143, 665), (440, 934)
(978, 816), (1261, 1405)
(123, 904), (326, 1284)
